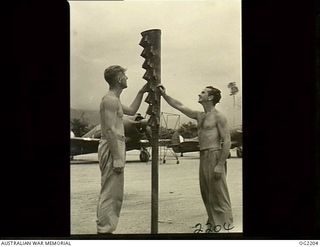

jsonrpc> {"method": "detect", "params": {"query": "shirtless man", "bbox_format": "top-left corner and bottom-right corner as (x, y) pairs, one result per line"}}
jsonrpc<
(97, 65), (149, 234)
(158, 85), (233, 232)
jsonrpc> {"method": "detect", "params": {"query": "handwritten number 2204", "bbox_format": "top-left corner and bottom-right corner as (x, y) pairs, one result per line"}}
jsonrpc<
(192, 223), (234, 233)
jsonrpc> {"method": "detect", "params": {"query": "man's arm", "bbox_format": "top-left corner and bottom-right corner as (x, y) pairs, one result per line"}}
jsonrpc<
(214, 114), (232, 179)
(158, 85), (199, 119)
(100, 97), (123, 172)
(122, 83), (149, 116)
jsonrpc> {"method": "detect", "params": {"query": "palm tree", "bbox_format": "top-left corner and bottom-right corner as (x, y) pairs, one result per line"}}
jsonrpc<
(227, 82), (239, 127)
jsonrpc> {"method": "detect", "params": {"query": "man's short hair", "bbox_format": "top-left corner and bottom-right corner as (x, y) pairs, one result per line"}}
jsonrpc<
(206, 86), (221, 105)
(104, 65), (126, 86)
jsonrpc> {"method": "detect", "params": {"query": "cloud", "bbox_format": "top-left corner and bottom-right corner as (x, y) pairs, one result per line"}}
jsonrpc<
(70, 0), (242, 125)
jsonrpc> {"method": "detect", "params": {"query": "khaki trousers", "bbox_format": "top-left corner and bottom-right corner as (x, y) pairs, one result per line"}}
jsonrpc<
(96, 139), (126, 233)
(199, 149), (233, 229)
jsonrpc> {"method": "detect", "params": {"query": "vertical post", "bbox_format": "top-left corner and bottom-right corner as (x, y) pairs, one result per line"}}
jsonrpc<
(233, 94), (236, 127)
(151, 110), (159, 234)
(139, 29), (161, 234)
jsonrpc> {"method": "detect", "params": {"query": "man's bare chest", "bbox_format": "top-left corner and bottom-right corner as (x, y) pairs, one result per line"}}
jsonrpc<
(199, 113), (217, 130)
(117, 101), (123, 119)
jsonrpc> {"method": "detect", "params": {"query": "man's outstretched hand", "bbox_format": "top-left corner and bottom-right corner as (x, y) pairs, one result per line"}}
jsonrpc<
(157, 84), (166, 96)
(139, 83), (150, 94)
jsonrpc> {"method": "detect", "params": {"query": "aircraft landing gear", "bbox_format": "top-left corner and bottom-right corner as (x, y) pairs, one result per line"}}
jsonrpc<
(227, 152), (231, 159)
(140, 148), (150, 162)
(236, 146), (243, 158)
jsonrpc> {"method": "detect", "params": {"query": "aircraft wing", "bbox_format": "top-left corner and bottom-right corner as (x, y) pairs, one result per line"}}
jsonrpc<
(71, 113), (160, 158)
(230, 125), (242, 149)
(70, 137), (100, 156)
(169, 141), (200, 153)
(138, 139), (172, 148)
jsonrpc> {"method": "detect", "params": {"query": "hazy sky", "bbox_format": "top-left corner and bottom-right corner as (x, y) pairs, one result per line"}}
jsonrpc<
(70, 0), (242, 127)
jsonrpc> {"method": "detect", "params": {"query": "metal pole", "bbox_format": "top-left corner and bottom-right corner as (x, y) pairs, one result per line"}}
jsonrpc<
(151, 121), (159, 234)
(139, 29), (161, 234)
(151, 30), (161, 234)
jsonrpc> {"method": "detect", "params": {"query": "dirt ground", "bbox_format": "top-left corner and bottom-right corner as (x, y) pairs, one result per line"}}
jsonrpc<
(71, 149), (242, 235)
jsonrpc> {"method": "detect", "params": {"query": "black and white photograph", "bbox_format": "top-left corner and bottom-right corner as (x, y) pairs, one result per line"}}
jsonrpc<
(5, 0), (319, 242)
(70, 0), (242, 235)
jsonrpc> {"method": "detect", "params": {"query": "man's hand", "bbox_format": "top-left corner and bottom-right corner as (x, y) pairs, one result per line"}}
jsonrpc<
(113, 159), (124, 174)
(157, 84), (166, 96)
(214, 165), (224, 180)
(139, 83), (150, 94)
